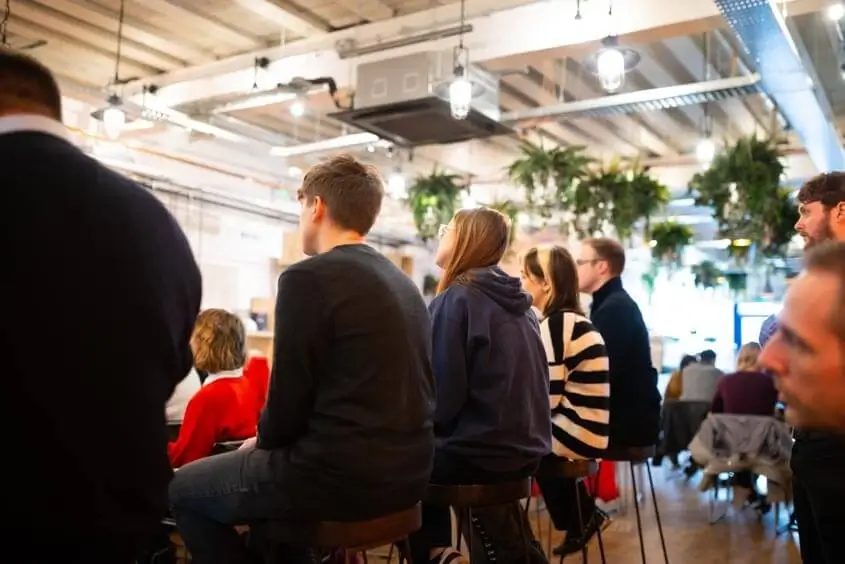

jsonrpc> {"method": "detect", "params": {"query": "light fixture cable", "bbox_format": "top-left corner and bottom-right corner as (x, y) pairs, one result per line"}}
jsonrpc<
(112, 0), (126, 85)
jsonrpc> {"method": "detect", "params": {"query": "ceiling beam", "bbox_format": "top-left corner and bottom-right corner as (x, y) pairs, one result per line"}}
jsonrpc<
(340, 0), (395, 23)
(30, 0), (211, 64)
(230, 0), (330, 37)
(15, 1), (185, 71)
(125, 0), (749, 105)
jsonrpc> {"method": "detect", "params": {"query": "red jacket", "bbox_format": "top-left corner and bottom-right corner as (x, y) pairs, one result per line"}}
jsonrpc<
(168, 374), (258, 468)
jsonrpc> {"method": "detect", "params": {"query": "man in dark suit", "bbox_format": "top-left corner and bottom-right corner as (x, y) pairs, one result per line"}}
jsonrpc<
(0, 49), (202, 562)
(576, 237), (661, 449)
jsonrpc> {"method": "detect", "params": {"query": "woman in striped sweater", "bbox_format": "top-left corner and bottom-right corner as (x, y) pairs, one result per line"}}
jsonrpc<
(520, 244), (611, 556)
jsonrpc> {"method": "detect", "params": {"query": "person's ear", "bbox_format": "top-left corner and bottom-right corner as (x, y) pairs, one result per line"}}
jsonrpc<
(312, 196), (326, 222)
(835, 202), (845, 223)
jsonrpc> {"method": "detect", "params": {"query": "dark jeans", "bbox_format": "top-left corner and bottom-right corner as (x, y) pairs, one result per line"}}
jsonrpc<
(410, 450), (537, 564)
(533, 474), (594, 532)
(169, 448), (289, 564)
(791, 431), (845, 564)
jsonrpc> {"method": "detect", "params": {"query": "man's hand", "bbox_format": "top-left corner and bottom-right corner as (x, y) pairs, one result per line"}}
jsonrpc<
(239, 436), (258, 450)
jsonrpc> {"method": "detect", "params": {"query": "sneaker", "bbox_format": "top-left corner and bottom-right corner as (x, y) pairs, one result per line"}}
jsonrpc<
(552, 511), (609, 556)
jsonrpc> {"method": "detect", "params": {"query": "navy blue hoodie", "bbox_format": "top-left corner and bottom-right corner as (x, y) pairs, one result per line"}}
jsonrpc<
(429, 266), (552, 473)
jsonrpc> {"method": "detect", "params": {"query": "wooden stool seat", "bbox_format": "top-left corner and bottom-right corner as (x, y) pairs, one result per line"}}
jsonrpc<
(603, 445), (656, 464)
(537, 458), (598, 479)
(426, 478), (531, 508)
(259, 503), (422, 551)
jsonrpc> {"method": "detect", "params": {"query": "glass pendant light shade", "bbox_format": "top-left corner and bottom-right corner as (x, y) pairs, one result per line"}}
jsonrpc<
(102, 105), (126, 139)
(449, 76), (473, 120)
(596, 47), (626, 92)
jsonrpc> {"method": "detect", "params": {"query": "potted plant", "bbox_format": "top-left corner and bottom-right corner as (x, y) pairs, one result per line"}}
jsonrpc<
(724, 270), (748, 298)
(688, 134), (793, 259)
(571, 159), (670, 241)
(506, 139), (591, 217)
(407, 168), (463, 241)
(692, 260), (723, 289)
(650, 220), (694, 266)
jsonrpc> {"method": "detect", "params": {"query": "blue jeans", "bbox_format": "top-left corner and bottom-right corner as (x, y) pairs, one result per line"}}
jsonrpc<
(169, 447), (289, 564)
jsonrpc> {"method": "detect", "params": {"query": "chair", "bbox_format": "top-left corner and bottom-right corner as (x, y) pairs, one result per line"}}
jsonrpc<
(533, 459), (606, 563)
(603, 446), (669, 564)
(426, 479), (532, 562)
(257, 504), (421, 564)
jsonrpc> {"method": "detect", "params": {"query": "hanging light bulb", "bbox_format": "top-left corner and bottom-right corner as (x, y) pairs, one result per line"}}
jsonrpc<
(595, 47), (626, 92)
(102, 105), (126, 139)
(696, 138), (716, 166)
(449, 74), (473, 120)
(289, 99), (306, 117)
(460, 190), (478, 209)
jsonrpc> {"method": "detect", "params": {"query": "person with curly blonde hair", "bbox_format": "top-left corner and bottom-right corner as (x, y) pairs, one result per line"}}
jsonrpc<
(168, 309), (265, 468)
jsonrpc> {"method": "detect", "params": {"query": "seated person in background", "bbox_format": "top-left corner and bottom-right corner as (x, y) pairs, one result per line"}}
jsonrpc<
(521, 245), (610, 556)
(680, 349), (724, 402)
(169, 155), (435, 564)
(413, 208), (551, 564)
(243, 353), (270, 419)
(711, 342), (777, 416)
(166, 368), (202, 423)
(712, 341), (777, 511)
(664, 354), (697, 401)
(168, 309), (260, 469)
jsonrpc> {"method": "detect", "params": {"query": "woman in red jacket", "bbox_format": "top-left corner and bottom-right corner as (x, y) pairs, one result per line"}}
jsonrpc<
(169, 309), (264, 468)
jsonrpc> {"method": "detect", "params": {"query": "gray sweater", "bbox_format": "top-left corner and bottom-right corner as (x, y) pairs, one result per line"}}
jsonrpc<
(680, 363), (724, 402)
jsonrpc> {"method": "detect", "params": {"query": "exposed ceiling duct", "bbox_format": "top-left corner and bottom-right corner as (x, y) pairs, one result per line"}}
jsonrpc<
(713, 0), (845, 172)
(500, 74), (763, 123)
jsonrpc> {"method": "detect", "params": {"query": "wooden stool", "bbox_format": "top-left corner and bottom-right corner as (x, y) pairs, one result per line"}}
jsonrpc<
(426, 479), (532, 562)
(604, 446), (669, 564)
(534, 459), (606, 563)
(258, 503), (421, 563)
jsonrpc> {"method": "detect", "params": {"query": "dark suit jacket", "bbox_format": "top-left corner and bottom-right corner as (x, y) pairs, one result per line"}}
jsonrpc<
(0, 128), (201, 549)
(590, 277), (661, 448)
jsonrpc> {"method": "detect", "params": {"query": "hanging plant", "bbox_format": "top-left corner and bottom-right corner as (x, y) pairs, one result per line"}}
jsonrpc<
(571, 159), (670, 240)
(692, 260), (723, 289)
(641, 262), (658, 304)
(407, 168), (463, 241)
(688, 134), (793, 258)
(650, 220), (694, 265)
(506, 139), (591, 217)
(488, 200), (521, 247)
(724, 270), (748, 298)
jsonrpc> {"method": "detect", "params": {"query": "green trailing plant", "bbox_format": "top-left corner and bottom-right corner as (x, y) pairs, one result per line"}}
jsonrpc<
(506, 139), (591, 217)
(641, 262), (659, 304)
(650, 220), (694, 266)
(407, 168), (463, 241)
(488, 199), (521, 247)
(571, 159), (670, 240)
(692, 260), (723, 289)
(688, 134), (795, 258)
(724, 270), (748, 297)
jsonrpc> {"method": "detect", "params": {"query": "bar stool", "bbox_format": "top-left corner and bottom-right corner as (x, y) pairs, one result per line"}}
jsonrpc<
(426, 478), (532, 562)
(255, 503), (421, 564)
(603, 446), (669, 564)
(534, 458), (606, 563)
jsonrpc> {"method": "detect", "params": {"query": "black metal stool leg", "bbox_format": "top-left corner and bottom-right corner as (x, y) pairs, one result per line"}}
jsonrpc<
(401, 536), (413, 564)
(466, 509), (473, 560)
(629, 463), (647, 564)
(645, 464), (669, 564)
(515, 500), (531, 564)
(574, 478), (589, 564)
(592, 467), (607, 564)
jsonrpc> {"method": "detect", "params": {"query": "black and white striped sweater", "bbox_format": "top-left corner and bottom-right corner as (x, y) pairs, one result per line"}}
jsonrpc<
(540, 310), (611, 459)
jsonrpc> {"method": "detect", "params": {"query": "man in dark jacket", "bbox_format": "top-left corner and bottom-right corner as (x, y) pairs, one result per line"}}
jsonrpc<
(0, 49), (202, 562)
(576, 238), (661, 449)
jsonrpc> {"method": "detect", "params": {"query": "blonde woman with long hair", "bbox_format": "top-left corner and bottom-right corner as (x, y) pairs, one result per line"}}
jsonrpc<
(410, 207), (551, 564)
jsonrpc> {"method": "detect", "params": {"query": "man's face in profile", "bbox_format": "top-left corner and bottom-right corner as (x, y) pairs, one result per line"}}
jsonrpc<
(795, 201), (833, 249)
(759, 271), (845, 431)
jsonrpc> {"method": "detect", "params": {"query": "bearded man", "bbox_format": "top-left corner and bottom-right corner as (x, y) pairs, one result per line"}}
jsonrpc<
(759, 172), (845, 564)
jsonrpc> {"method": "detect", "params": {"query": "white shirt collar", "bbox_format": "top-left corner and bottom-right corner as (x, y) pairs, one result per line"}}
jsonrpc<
(0, 114), (69, 140)
(203, 367), (244, 386)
